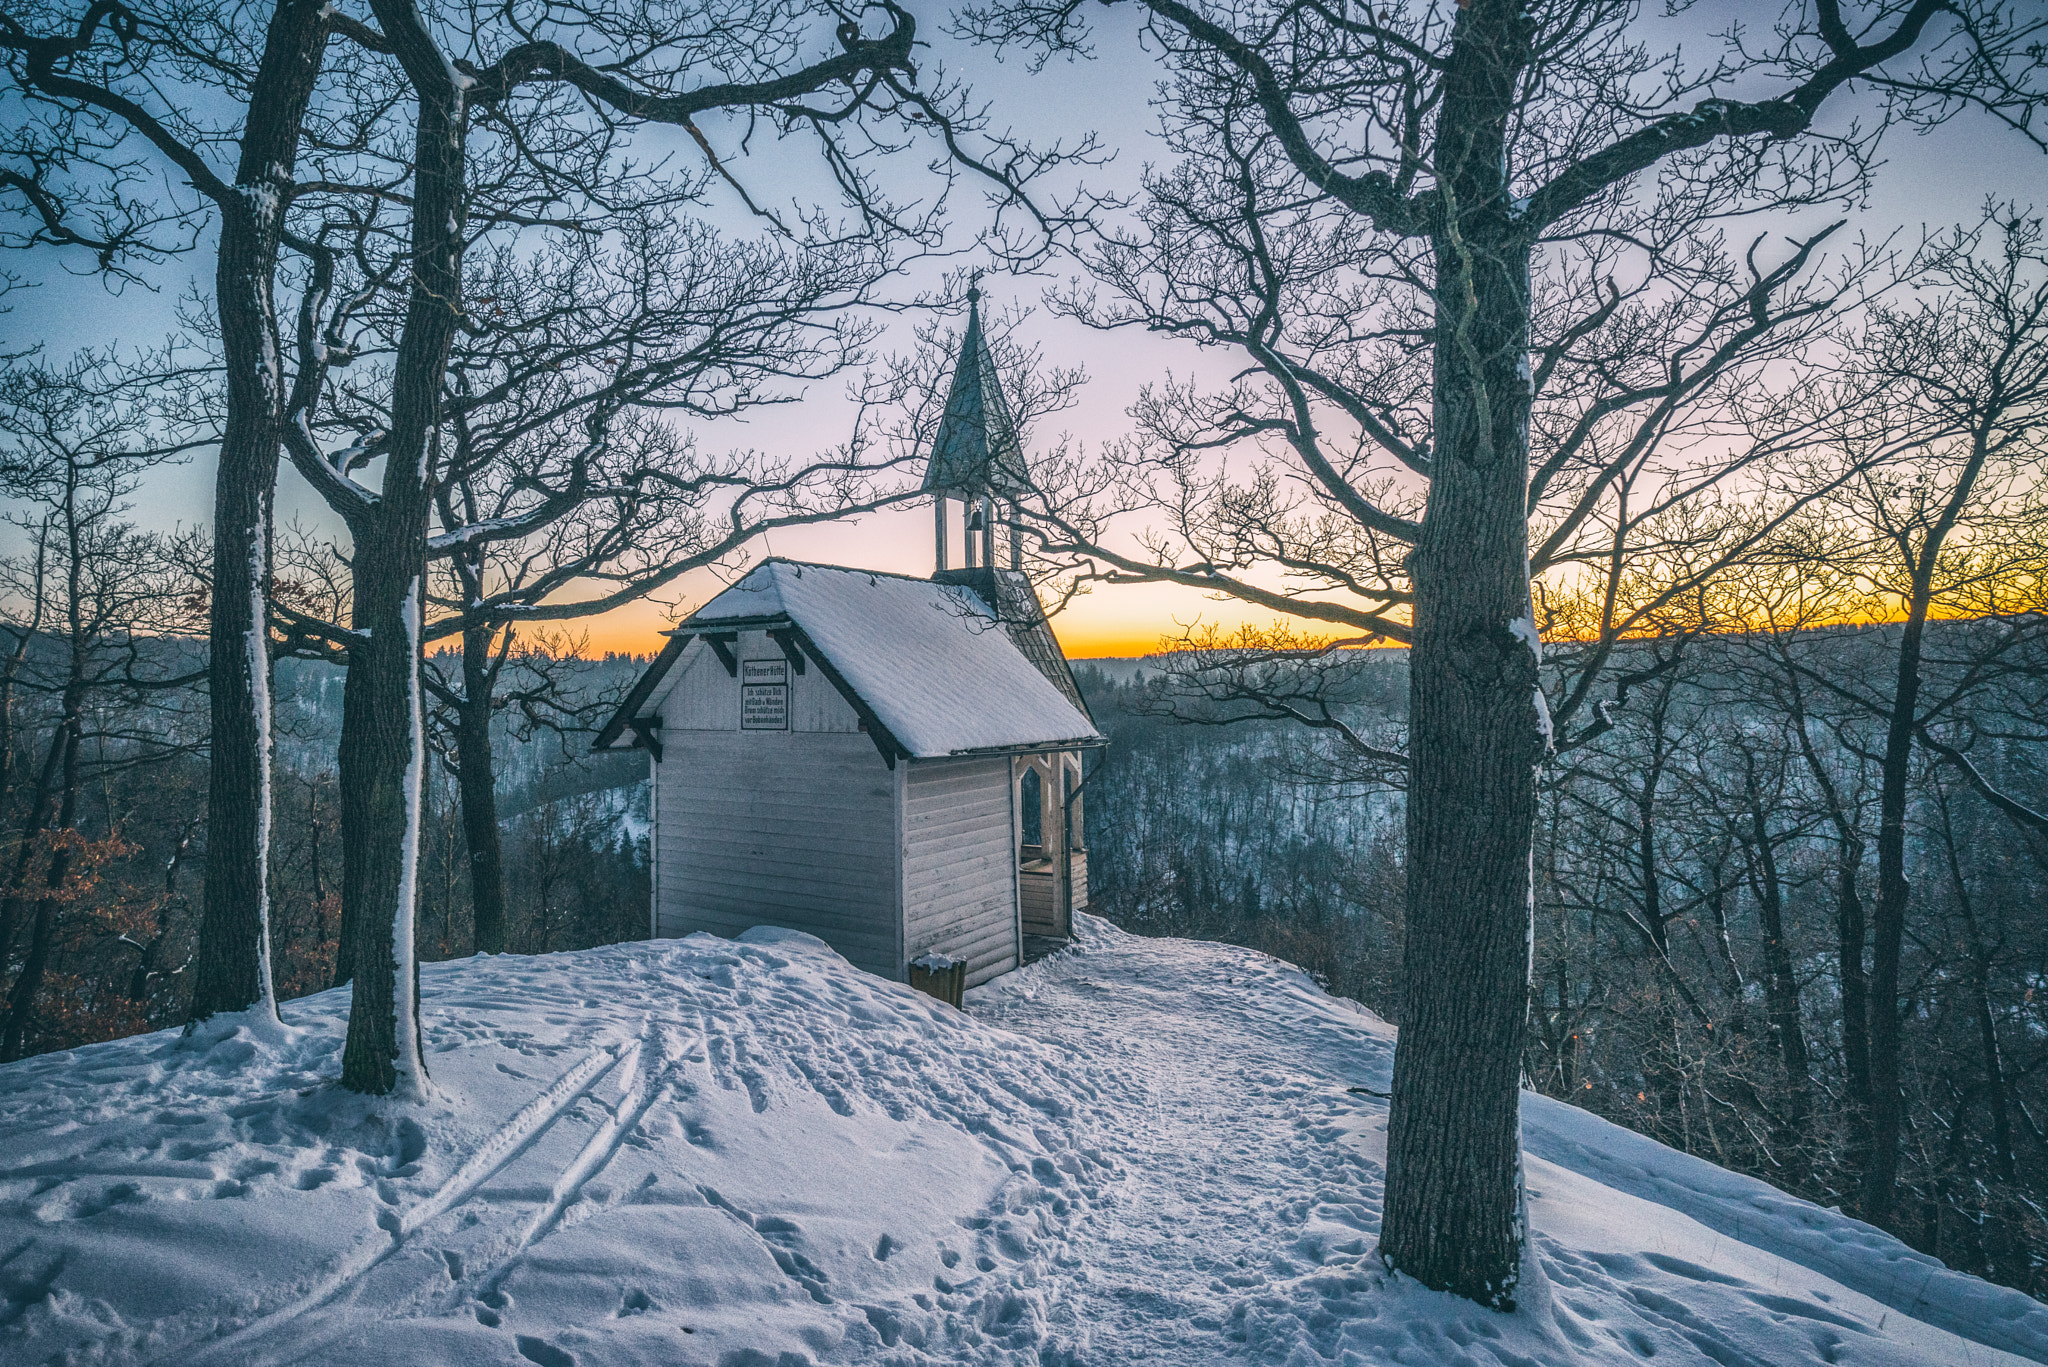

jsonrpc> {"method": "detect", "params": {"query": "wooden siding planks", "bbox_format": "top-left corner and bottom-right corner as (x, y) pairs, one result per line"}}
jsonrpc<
(1020, 867), (1057, 935)
(641, 625), (1066, 990)
(652, 728), (900, 979)
(902, 756), (1018, 987)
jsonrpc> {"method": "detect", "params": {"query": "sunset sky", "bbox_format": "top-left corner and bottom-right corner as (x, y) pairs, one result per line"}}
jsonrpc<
(3, 2), (2033, 660)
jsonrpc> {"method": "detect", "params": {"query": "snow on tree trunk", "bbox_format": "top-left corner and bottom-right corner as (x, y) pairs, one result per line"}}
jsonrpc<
(337, 562), (436, 1097)
(247, 522), (280, 1023)
(390, 578), (430, 1097)
(338, 5), (466, 1094)
(187, 0), (330, 1025)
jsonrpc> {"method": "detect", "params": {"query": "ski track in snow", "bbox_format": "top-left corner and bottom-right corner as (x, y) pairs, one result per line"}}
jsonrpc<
(176, 1037), (641, 1366)
(2, 917), (2044, 1366)
(0, 932), (1114, 1365)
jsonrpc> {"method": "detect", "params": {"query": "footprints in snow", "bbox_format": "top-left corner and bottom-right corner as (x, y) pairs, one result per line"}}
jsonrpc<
(684, 945), (1097, 1145)
(0, 1239), (64, 1330)
(14, 1062), (439, 1228)
(10, 939), (1115, 1366)
(514, 1332), (576, 1366)
(29, 1180), (145, 1223)
(970, 933), (1400, 1361)
(165, 1035), (650, 1366)
(699, 1184), (833, 1305)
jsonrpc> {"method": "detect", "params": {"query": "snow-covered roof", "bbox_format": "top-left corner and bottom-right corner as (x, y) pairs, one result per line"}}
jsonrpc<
(935, 566), (1092, 719)
(599, 560), (1102, 759)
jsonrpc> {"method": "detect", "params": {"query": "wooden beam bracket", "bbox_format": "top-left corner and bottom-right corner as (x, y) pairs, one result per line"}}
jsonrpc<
(786, 626), (905, 770)
(704, 632), (739, 677)
(625, 715), (663, 762)
(768, 628), (807, 674)
(592, 633), (691, 752)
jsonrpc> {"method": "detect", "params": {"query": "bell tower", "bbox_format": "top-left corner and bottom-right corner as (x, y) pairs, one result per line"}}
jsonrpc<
(923, 281), (1028, 575)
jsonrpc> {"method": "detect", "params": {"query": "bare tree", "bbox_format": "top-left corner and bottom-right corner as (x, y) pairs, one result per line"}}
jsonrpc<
(0, 0), (372, 1026)
(261, 0), (1088, 1095)
(407, 221), (952, 954)
(1718, 556), (1883, 1185)
(275, 204), (931, 966)
(0, 352), (206, 1059)
(961, 0), (2047, 1301)
(1748, 212), (2048, 1224)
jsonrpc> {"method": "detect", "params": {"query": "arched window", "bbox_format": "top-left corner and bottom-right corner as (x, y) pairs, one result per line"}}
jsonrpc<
(1020, 767), (1043, 847)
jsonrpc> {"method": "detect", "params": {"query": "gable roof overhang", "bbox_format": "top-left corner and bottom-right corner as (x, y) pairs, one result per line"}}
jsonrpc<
(594, 561), (1104, 767)
(592, 630), (691, 755)
(592, 613), (917, 770)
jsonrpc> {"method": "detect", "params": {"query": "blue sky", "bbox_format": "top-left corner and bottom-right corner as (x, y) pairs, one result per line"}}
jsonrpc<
(3, 1), (2038, 656)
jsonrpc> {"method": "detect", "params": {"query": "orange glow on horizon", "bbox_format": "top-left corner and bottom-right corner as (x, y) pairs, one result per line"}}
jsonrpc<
(532, 546), (2038, 662)
(557, 570), (1356, 661)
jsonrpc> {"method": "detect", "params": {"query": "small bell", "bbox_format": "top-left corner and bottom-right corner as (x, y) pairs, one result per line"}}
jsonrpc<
(965, 504), (986, 532)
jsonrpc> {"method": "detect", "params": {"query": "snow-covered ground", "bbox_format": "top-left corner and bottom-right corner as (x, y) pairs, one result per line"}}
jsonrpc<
(3, 918), (2043, 1366)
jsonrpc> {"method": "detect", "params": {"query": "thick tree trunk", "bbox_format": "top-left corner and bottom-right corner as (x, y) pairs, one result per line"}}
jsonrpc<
(1379, 3), (1540, 1297)
(339, 8), (465, 1094)
(458, 626), (508, 954)
(337, 551), (431, 1093)
(189, 0), (331, 1023)
(1384, 305), (1542, 1303)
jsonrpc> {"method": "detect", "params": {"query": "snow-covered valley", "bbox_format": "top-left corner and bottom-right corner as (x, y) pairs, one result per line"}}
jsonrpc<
(3, 917), (2043, 1366)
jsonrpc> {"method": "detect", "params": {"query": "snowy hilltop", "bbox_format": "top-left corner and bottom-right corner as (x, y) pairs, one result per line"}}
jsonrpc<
(3, 917), (2044, 1366)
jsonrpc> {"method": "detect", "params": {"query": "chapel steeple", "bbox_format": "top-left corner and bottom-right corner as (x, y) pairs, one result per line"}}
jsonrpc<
(923, 281), (1028, 574)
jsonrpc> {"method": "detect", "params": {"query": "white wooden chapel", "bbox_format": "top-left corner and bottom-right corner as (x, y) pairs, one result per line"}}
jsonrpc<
(593, 287), (1103, 987)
